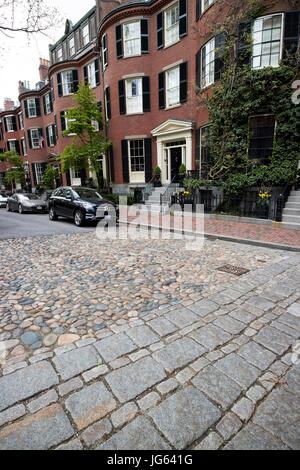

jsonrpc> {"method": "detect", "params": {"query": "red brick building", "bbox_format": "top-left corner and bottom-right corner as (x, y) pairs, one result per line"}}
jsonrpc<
(0, 0), (299, 195)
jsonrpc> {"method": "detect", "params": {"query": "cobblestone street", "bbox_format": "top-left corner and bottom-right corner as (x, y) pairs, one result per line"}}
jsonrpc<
(0, 231), (299, 450)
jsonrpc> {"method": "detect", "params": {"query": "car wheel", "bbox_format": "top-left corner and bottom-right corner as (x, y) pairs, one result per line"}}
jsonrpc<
(18, 204), (23, 214)
(6, 203), (10, 212)
(49, 207), (58, 221)
(74, 210), (85, 227)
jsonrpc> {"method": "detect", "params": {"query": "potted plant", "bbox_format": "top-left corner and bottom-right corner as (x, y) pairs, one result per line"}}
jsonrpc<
(154, 166), (162, 187)
(178, 163), (186, 185)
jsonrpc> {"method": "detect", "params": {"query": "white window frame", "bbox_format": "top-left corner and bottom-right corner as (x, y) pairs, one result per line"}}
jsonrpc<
(5, 116), (15, 132)
(252, 13), (284, 70)
(30, 129), (40, 149)
(123, 20), (141, 57)
(125, 77), (143, 114)
(104, 87), (110, 122)
(61, 71), (74, 96)
(201, 37), (216, 89)
(128, 139), (145, 183)
(164, 2), (179, 48)
(45, 93), (51, 114)
(28, 98), (37, 118)
(82, 23), (89, 47)
(202, 0), (215, 13)
(69, 36), (75, 57)
(21, 137), (27, 156)
(8, 139), (17, 151)
(102, 34), (108, 70)
(87, 61), (96, 88)
(48, 125), (55, 147)
(18, 112), (24, 130)
(166, 66), (180, 108)
(35, 163), (44, 184)
(57, 46), (62, 62)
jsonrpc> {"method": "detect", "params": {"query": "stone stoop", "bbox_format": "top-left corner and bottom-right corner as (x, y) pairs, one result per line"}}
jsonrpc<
(282, 190), (300, 231)
(142, 184), (183, 214)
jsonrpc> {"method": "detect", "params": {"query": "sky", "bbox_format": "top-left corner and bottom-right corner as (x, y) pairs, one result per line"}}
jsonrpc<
(0, 0), (96, 109)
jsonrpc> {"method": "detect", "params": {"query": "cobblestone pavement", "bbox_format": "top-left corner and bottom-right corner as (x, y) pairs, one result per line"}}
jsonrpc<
(0, 232), (299, 449)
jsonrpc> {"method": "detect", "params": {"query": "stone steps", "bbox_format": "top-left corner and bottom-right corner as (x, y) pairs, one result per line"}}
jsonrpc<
(281, 189), (300, 230)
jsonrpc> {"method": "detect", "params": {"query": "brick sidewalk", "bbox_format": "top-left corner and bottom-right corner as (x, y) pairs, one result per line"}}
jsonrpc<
(121, 211), (300, 249)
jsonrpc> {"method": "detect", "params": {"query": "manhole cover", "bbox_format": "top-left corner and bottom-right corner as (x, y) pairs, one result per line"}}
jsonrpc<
(217, 264), (250, 276)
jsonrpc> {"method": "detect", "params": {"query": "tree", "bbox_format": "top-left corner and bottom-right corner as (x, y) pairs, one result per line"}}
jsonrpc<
(59, 83), (111, 190)
(42, 165), (59, 189)
(0, 150), (25, 188)
(0, 0), (60, 37)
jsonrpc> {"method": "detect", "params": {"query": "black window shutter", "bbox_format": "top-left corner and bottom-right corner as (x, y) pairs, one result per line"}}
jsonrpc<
(43, 95), (47, 114)
(66, 169), (71, 186)
(27, 130), (32, 149)
(144, 138), (152, 183)
(54, 115), (58, 140)
(158, 71), (165, 109)
(283, 11), (300, 61)
(180, 62), (188, 103)
(18, 114), (21, 129)
(141, 19), (149, 54)
(95, 59), (100, 86)
(12, 115), (17, 131)
(179, 0), (187, 38)
(97, 101), (103, 130)
(108, 145), (114, 183)
(116, 24), (123, 59)
(60, 111), (66, 132)
(237, 20), (252, 67)
(196, 0), (202, 21)
(80, 168), (86, 186)
(72, 70), (79, 93)
(24, 100), (28, 118)
(118, 79), (126, 115)
(20, 139), (24, 156)
(105, 87), (111, 119)
(196, 49), (201, 90)
(35, 98), (41, 117)
(103, 33), (108, 66)
(4, 118), (7, 133)
(15, 140), (20, 155)
(52, 125), (56, 145)
(195, 128), (200, 172)
(121, 140), (129, 183)
(49, 93), (53, 113)
(157, 12), (164, 49)
(57, 72), (63, 96)
(51, 78), (55, 101)
(83, 65), (88, 85)
(46, 126), (50, 147)
(214, 32), (226, 82)
(31, 164), (37, 186)
(142, 76), (151, 112)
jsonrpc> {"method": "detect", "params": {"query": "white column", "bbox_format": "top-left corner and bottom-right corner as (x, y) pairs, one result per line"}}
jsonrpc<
(185, 134), (192, 171)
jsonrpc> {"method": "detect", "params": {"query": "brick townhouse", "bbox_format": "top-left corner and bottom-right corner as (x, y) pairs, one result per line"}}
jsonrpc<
(0, 0), (299, 195)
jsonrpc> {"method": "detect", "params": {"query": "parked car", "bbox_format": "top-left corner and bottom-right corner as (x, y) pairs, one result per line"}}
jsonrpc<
(0, 194), (8, 208)
(6, 193), (48, 213)
(48, 186), (119, 227)
(40, 190), (53, 212)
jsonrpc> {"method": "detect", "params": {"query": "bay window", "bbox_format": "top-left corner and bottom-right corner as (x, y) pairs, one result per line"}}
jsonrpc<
(165, 3), (180, 47)
(166, 67), (180, 107)
(126, 78), (143, 114)
(123, 21), (141, 57)
(28, 99), (37, 118)
(129, 140), (145, 181)
(201, 37), (216, 88)
(249, 115), (275, 161)
(62, 71), (75, 95)
(82, 23), (89, 46)
(252, 14), (283, 69)
(30, 129), (40, 149)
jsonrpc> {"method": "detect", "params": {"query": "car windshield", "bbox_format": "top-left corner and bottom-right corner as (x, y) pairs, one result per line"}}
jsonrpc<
(72, 188), (103, 201)
(19, 194), (39, 200)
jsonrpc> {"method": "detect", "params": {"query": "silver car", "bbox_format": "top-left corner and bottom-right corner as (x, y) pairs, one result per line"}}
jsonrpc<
(0, 194), (7, 208)
(6, 193), (47, 214)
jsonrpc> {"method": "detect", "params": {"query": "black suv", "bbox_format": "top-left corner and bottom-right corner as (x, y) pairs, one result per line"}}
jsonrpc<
(48, 187), (119, 227)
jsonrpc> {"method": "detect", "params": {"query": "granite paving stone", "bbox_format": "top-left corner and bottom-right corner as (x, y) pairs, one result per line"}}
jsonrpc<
(147, 317), (178, 337)
(105, 356), (166, 403)
(27, 390), (58, 414)
(189, 324), (231, 350)
(165, 307), (200, 328)
(229, 308), (256, 324)
(65, 382), (116, 431)
(0, 404), (74, 450)
(111, 402), (138, 428)
(81, 418), (112, 447)
(97, 416), (171, 450)
(224, 423), (289, 450)
(52, 345), (100, 380)
(152, 337), (206, 373)
(253, 388), (300, 449)
(193, 432), (223, 450)
(149, 386), (221, 448)
(246, 296), (276, 311)
(276, 312), (300, 332)
(0, 361), (59, 412)
(214, 353), (261, 390)
(216, 412), (242, 440)
(126, 325), (159, 348)
(0, 404), (26, 427)
(94, 333), (136, 362)
(56, 438), (83, 450)
(236, 341), (276, 370)
(192, 365), (242, 409)
(282, 366), (300, 398)
(187, 299), (218, 317)
(254, 326), (293, 355)
(213, 316), (245, 335)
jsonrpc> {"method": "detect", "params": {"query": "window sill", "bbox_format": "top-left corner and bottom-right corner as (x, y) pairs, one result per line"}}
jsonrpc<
(123, 53), (142, 59)
(62, 93), (74, 97)
(28, 116), (37, 119)
(164, 38), (180, 50)
(165, 103), (181, 110)
(201, 82), (215, 91)
(126, 112), (144, 116)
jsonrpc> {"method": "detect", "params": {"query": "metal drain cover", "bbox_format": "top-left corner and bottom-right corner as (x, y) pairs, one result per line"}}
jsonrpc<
(217, 264), (250, 276)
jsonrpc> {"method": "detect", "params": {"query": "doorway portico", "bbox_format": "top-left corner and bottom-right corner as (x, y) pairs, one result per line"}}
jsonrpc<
(151, 119), (194, 184)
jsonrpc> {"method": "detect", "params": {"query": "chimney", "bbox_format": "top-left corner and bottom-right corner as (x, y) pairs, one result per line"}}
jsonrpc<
(39, 58), (50, 82)
(4, 98), (15, 111)
(18, 80), (31, 95)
